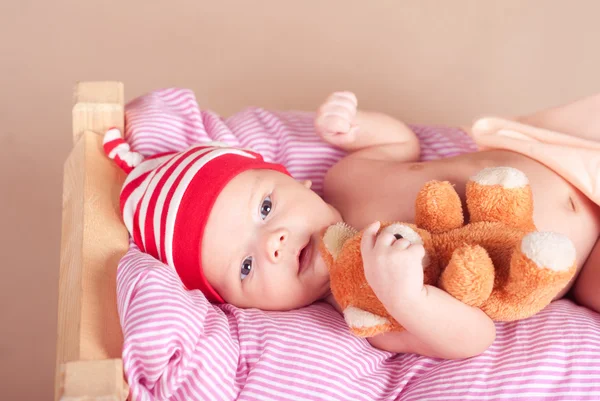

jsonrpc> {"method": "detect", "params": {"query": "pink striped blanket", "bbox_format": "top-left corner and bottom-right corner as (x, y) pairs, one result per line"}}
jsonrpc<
(117, 88), (600, 401)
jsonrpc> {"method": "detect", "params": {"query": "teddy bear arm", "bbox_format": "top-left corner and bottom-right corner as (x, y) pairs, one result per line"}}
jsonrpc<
(415, 181), (464, 233)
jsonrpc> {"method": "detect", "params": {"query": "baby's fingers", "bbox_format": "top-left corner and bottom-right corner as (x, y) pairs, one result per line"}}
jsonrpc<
(317, 113), (353, 135)
(361, 221), (381, 253)
(375, 225), (409, 251)
(392, 238), (411, 250)
(407, 243), (426, 258)
(327, 91), (358, 109)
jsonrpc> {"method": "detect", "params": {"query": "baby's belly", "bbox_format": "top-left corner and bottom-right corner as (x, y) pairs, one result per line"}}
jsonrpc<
(465, 151), (599, 265)
(440, 151), (600, 297)
(509, 157), (600, 297)
(344, 150), (600, 297)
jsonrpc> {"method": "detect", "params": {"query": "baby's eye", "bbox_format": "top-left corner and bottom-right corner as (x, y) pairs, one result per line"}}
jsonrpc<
(241, 257), (253, 280)
(260, 196), (272, 220)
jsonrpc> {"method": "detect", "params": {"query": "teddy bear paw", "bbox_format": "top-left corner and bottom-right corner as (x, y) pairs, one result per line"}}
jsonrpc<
(471, 166), (529, 189)
(343, 306), (391, 337)
(521, 231), (576, 271)
(386, 224), (431, 268)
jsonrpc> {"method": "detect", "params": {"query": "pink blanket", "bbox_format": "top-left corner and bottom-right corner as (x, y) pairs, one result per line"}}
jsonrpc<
(118, 88), (600, 401)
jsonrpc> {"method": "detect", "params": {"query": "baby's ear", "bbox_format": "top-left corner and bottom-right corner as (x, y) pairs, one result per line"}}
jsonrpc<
(322, 223), (358, 261)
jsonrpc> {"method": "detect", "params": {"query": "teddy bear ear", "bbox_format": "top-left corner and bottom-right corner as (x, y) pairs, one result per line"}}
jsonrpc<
(322, 222), (358, 261)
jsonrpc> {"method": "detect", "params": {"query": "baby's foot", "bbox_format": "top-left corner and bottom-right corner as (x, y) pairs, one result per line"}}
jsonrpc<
(315, 91), (358, 146)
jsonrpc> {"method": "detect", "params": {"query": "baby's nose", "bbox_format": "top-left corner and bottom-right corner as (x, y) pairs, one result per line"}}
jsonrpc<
(266, 229), (288, 262)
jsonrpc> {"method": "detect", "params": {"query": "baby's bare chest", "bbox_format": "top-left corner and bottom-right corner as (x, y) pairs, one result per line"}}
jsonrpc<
(324, 151), (599, 238)
(328, 161), (463, 230)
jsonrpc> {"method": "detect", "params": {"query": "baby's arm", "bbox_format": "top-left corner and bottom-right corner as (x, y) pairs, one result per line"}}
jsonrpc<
(315, 92), (420, 162)
(362, 222), (496, 359)
(369, 284), (497, 359)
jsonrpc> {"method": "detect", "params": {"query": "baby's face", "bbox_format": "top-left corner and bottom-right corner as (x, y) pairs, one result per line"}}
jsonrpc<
(202, 169), (342, 310)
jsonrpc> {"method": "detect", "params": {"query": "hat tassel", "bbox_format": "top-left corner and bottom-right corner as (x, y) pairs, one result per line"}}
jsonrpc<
(103, 128), (144, 174)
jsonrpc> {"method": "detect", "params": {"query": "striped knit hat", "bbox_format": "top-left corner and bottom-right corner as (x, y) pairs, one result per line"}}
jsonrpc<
(103, 128), (290, 302)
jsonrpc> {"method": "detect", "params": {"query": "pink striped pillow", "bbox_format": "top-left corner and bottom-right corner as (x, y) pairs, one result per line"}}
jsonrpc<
(118, 89), (600, 400)
(118, 246), (600, 401)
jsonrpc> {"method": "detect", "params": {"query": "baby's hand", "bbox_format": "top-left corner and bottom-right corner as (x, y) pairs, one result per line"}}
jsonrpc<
(315, 91), (359, 147)
(361, 222), (426, 308)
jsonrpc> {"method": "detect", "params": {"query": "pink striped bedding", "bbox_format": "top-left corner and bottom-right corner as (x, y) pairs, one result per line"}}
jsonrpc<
(118, 88), (600, 400)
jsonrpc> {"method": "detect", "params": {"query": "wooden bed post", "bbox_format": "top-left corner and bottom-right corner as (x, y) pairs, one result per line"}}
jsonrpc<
(72, 82), (125, 144)
(55, 82), (129, 401)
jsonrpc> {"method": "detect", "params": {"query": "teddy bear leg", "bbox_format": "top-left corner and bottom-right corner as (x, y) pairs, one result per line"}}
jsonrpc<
(466, 167), (535, 231)
(482, 231), (578, 321)
(415, 180), (464, 233)
(343, 306), (394, 338)
(438, 244), (495, 307)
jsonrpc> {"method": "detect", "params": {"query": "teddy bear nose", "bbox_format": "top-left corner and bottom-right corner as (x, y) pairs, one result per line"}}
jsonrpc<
(394, 233), (403, 240)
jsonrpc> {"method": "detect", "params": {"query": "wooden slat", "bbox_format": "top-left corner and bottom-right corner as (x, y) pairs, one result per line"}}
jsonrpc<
(79, 131), (128, 359)
(56, 82), (129, 401)
(58, 359), (128, 401)
(56, 132), (86, 370)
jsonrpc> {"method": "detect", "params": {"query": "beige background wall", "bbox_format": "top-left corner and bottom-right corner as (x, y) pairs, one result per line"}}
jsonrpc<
(1, 0), (599, 398)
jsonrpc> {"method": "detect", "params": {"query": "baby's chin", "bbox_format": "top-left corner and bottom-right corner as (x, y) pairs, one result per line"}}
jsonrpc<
(296, 286), (330, 310)
(307, 258), (331, 302)
(267, 287), (329, 311)
(285, 270), (330, 310)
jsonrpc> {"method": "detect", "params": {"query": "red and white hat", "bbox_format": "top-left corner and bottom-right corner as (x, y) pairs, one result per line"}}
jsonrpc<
(103, 128), (290, 303)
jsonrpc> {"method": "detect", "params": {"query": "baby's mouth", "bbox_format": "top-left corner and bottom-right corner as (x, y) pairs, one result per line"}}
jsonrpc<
(298, 238), (312, 275)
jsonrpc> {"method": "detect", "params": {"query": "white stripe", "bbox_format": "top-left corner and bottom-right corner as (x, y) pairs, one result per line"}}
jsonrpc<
(136, 149), (206, 253)
(409, 391), (600, 401)
(408, 383), (600, 399)
(419, 370), (600, 387)
(103, 127), (122, 144)
(121, 155), (175, 236)
(119, 151), (144, 169)
(122, 154), (173, 189)
(164, 147), (256, 267)
(152, 147), (215, 259)
(122, 156), (173, 234)
(244, 348), (383, 398)
(244, 373), (354, 400)
(122, 176), (152, 237)
(108, 142), (129, 159)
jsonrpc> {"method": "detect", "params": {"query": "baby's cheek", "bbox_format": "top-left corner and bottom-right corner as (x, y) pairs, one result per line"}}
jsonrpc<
(262, 275), (296, 299)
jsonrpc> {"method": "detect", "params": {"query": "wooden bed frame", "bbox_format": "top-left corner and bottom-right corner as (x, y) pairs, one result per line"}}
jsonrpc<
(55, 82), (129, 400)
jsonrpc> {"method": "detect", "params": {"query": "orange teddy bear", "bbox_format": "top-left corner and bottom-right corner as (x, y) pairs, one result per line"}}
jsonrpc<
(319, 166), (578, 338)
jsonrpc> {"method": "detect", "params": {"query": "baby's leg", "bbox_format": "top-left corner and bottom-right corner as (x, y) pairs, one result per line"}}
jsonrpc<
(516, 93), (600, 142)
(462, 92), (600, 143)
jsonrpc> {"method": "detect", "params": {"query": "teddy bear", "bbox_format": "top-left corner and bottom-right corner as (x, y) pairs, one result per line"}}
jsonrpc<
(319, 166), (578, 338)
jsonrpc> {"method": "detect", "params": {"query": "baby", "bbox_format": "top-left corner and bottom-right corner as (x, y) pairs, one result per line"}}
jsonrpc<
(106, 91), (600, 360)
